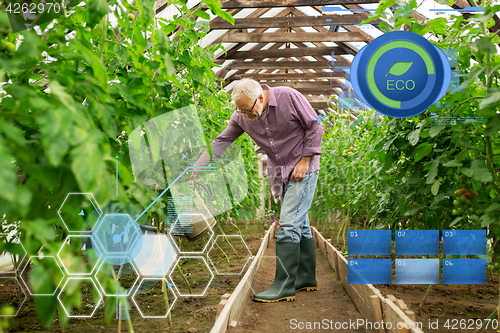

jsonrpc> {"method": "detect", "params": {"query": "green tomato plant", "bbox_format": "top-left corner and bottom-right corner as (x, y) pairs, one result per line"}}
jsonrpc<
(0, 0), (261, 328)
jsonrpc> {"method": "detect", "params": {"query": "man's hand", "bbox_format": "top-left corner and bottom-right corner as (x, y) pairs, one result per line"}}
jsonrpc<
(187, 172), (197, 185)
(290, 156), (312, 182)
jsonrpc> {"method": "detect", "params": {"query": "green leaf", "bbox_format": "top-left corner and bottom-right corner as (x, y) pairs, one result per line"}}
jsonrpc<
(370, 111), (380, 127)
(34, 294), (58, 327)
(0, 123), (26, 147)
(48, 80), (76, 114)
(479, 88), (500, 109)
(414, 142), (433, 162)
(193, 10), (211, 20)
(29, 263), (53, 294)
(449, 216), (462, 227)
(484, 114), (500, 136)
(485, 203), (500, 214)
(136, 0), (154, 25)
(114, 44), (129, 68)
(27, 220), (56, 241)
(456, 139), (473, 149)
(435, 193), (445, 203)
(164, 54), (175, 77)
(426, 159), (440, 184)
(473, 36), (497, 54)
(443, 159), (462, 167)
(87, 0), (109, 27)
(35, 109), (70, 167)
(431, 179), (440, 195)
(480, 214), (494, 227)
(71, 141), (101, 193)
(404, 206), (424, 216)
(385, 61), (413, 76)
(194, 20), (210, 33)
(71, 40), (108, 90)
(378, 21), (392, 33)
(0, 135), (17, 203)
(461, 159), (492, 183)
(408, 127), (421, 146)
(429, 125), (445, 138)
(205, 0), (234, 25)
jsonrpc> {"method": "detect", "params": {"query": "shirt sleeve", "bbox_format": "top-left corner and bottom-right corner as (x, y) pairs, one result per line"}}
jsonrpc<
(288, 89), (323, 156)
(210, 112), (245, 157)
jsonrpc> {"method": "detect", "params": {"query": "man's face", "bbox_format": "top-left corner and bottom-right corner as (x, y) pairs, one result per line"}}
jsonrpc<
(236, 93), (264, 121)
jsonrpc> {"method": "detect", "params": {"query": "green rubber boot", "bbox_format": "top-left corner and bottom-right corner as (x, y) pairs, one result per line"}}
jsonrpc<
(295, 237), (317, 292)
(252, 241), (299, 303)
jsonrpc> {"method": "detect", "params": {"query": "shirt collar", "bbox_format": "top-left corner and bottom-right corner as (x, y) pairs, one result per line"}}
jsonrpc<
(260, 84), (277, 111)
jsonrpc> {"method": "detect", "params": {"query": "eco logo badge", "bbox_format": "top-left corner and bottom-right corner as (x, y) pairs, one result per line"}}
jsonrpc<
(351, 31), (451, 118)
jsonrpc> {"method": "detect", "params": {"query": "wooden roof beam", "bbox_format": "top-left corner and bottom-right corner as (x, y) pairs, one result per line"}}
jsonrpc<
(221, 31), (366, 43)
(224, 59), (351, 70)
(210, 13), (369, 29)
(218, 46), (347, 60)
(221, 0), (380, 9)
(229, 71), (345, 81)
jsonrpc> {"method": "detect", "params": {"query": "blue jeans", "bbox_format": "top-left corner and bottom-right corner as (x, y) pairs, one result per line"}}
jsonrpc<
(277, 170), (319, 243)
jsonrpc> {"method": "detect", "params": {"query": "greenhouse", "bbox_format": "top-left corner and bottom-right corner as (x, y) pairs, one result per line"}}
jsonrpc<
(0, 0), (500, 332)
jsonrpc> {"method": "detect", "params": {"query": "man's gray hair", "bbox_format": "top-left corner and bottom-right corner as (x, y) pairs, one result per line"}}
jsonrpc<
(231, 78), (263, 103)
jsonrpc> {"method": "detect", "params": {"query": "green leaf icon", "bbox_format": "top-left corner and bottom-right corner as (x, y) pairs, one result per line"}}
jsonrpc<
(385, 61), (413, 76)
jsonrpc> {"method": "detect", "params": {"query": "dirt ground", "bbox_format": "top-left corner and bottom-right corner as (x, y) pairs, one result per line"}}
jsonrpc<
(0, 220), (267, 333)
(313, 219), (500, 333)
(235, 236), (365, 333)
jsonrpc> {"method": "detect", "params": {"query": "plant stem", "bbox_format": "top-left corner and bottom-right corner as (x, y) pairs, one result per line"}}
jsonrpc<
(176, 264), (192, 294)
(125, 307), (134, 333)
(473, 307), (497, 333)
(419, 284), (433, 309)
(99, 15), (108, 61)
(215, 241), (230, 264)
(216, 222), (238, 254)
(162, 280), (173, 328)
(57, 304), (65, 333)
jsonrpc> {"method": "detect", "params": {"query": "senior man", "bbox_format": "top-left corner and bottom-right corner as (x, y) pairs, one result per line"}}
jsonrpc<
(189, 78), (323, 303)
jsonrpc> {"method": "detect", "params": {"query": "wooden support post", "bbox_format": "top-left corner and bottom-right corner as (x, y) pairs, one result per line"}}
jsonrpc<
(227, 320), (237, 333)
(396, 299), (408, 311)
(404, 310), (416, 322)
(333, 252), (340, 280)
(386, 294), (398, 303)
(222, 294), (231, 301)
(216, 299), (227, 320)
(370, 295), (385, 333)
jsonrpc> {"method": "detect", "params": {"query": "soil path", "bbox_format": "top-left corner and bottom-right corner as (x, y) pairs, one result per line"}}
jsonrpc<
(235, 236), (366, 333)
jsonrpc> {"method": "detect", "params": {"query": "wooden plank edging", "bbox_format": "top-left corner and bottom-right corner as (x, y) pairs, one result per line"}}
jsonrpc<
(311, 227), (425, 333)
(210, 223), (276, 333)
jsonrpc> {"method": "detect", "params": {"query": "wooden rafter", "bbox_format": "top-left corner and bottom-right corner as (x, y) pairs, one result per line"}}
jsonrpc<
(220, 60), (351, 70)
(228, 72), (344, 81)
(210, 13), (370, 29)
(221, 0), (379, 9)
(218, 46), (347, 60)
(221, 31), (366, 43)
(207, 2), (376, 111)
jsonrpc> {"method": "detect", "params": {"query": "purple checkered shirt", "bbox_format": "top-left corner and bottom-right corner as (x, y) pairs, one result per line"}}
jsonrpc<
(210, 84), (323, 202)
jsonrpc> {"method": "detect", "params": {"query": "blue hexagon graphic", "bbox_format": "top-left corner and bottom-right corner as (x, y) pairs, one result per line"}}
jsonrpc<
(91, 214), (143, 265)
